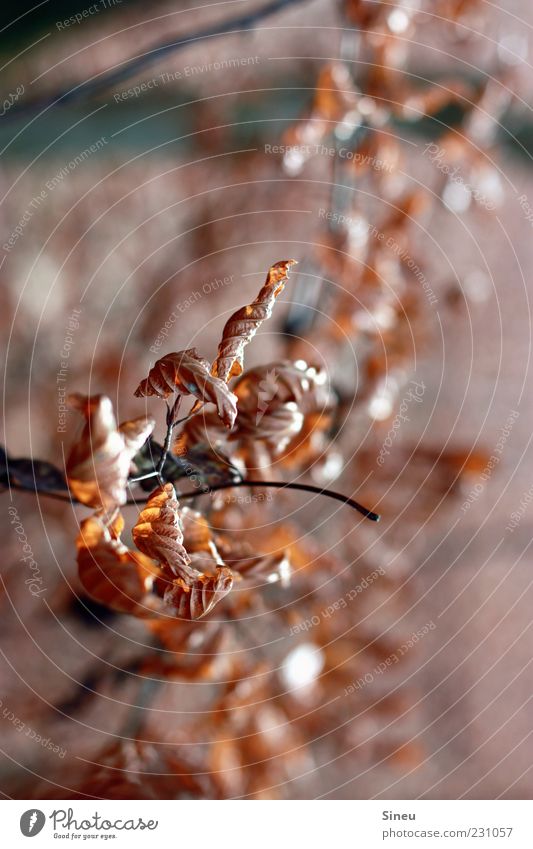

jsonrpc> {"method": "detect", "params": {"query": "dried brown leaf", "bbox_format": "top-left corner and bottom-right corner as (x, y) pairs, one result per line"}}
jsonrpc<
(132, 483), (201, 583)
(163, 568), (234, 620)
(210, 260), (297, 383)
(237, 551), (291, 587)
(173, 410), (228, 457)
(77, 515), (160, 616)
(134, 348), (238, 428)
(66, 394), (155, 510)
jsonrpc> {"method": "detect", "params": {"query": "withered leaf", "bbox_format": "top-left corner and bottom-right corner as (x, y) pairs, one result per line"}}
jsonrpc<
(77, 515), (160, 617)
(163, 568), (234, 620)
(210, 260), (297, 383)
(181, 506), (223, 559)
(66, 394), (155, 510)
(134, 348), (237, 428)
(173, 410), (228, 457)
(235, 403), (304, 454)
(132, 483), (201, 583)
(219, 360), (335, 477)
(236, 359), (332, 418)
(237, 551), (291, 587)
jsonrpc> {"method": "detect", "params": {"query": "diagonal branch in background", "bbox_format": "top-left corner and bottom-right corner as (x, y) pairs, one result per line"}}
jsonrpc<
(5, 0), (313, 119)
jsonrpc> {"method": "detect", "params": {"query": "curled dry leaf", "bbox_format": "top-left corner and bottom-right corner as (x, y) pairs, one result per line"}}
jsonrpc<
(234, 360), (333, 422)
(77, 515), (160, 616)
(174, 410), (228, 457)
(132, 483), (201, 583)
(66, 394), (155, 510)
(235, 404), (305, 477)
(163, 568), (234, 621)
(237, 551), (291, 587)
(134, 348), (237, 428)
(181, 506), (227, 568)
(176, 360), (335, 480)
(210, 260), (297, 383)
(234, 361), (335, 475)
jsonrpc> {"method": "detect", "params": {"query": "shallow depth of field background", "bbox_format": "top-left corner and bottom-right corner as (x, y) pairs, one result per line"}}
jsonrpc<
(1, 0), (533, 799)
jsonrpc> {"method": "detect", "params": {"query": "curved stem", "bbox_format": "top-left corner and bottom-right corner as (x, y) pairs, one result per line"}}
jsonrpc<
(171, 480), (380, 522)
(8, 479), (380, 521)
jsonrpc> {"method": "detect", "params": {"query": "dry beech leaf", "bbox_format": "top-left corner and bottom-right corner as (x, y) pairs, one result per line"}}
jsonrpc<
(237, 551), (291, 587)
(134, 348), (238, 428)
(210, 260), (297, 383)
(235, 361), (334, 475)
(180, 506), (213, 552)
(163, 568), (234, 620)
(77, 515), (160, 616)
(66, 394), (155, 510)
(174, 410), (228, 457)
(176, 360), (335, 479)
(234, 360), (333, 425)
(132, 483), (201, 583)
(181, 506), (226, 567)
(235, 403), (305, 470)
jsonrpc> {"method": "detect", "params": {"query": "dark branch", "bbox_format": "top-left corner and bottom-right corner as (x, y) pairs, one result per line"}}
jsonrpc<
(178, 479), (381, 522)
(5, 0), (312, 119)
(7, 478), (380, 522)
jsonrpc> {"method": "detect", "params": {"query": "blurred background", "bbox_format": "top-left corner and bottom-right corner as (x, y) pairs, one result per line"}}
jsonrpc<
(1, 0), (533, 799)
